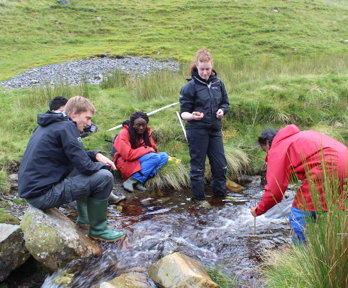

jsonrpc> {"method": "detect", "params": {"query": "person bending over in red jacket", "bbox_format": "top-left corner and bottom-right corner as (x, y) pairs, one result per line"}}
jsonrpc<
(113, 111), (168, 192)
(250, 124), (347, 244)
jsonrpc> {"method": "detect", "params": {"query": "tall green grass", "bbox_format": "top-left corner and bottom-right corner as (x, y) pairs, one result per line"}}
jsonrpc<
(263, 164), (348, 288)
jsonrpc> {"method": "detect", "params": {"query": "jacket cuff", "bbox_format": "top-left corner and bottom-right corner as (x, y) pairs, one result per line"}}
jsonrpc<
(87, 150), (102, 161)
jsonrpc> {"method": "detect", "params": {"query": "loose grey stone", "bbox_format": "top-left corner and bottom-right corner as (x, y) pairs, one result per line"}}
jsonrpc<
(0, 57), (179, 90)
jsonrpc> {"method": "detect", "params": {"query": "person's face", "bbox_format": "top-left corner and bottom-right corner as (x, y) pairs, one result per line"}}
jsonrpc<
(196, 61), (213, 80)
(260, 143), (270, 153)
(70, 110), (93, 132)
(133, 117), (147, 135)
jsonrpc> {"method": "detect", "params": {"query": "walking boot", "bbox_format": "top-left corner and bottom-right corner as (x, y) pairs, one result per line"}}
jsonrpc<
(135, 182), (147, 192)
(122, 177), (138, 192)
(76, 198), (89, 230)
(108, 191), (126, 204)
(87, 197), (125, 242)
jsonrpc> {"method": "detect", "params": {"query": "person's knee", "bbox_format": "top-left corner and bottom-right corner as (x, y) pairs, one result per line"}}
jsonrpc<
(150, 153), (163, 165)
(94, 169), (114, 187)
(160, 152), (169, 163)
(190, 168), (204, 180)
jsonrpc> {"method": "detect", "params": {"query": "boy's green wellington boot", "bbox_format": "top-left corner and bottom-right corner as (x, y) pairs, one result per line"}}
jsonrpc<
(87, 197), (125, 242)
(76, 197), (89, 225)
(122, 177), (138, 192)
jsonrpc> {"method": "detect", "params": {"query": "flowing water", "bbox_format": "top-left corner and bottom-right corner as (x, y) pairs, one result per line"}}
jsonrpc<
(43, 181), (294, 287)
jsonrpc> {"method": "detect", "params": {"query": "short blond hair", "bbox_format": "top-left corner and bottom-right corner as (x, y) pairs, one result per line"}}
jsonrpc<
(64, 96), (96, 116)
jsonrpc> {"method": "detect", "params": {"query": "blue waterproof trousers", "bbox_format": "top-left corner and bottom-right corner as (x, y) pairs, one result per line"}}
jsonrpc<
(289, 206), (317, 245)
(132, 152), (168, 183)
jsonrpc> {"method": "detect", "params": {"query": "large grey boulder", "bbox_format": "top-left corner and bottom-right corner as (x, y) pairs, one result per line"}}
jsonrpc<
(148, 252), (218, 288)
(20, 206), (101, 271)
(0, 223), (30, 281)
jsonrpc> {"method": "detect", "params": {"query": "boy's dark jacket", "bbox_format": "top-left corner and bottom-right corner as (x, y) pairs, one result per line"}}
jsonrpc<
(179, 69), (229, 130)
(18, 111), (105, 199)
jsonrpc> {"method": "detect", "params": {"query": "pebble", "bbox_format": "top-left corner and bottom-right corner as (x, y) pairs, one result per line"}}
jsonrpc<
(0, 57), (179, 90)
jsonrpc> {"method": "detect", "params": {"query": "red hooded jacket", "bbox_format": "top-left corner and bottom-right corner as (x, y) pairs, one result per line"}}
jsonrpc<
(112, 125), (158, 180)
(255, 124), (347, 215)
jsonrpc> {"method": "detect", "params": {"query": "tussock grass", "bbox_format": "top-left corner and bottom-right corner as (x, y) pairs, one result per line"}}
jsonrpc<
(207, 267), (238, 288)
(131, 70), (183, 101)
(100, 70), (130, 90)
(225, 145), (250, 178)
(146, 161), (190, 191)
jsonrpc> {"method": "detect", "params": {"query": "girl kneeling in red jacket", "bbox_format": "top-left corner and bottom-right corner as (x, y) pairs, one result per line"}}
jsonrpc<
(113, 111), (168, 192)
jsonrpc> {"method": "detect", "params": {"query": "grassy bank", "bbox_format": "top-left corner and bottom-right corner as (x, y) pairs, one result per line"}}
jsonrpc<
(0, 55), (347, 191)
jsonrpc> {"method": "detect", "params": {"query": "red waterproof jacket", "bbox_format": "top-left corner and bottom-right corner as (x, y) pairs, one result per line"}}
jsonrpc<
(112, 125), (158, 180)
(255, 124), (347, 215)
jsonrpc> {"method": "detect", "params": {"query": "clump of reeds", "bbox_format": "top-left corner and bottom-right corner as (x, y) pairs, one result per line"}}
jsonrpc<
(146, 161), (190, 191)
(100, 70), (130, 89)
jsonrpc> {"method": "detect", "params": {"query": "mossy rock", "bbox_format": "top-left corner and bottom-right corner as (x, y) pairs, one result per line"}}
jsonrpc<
(0, 208), (19, 225)
(20, 206), (101, 271)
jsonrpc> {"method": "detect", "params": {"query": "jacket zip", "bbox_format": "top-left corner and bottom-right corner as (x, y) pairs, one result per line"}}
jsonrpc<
(193, 76), (220, 120)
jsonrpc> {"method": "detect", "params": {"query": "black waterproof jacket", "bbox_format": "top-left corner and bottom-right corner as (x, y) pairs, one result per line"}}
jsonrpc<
(179, 69), (229, 130)
(18, 112), (105, 199)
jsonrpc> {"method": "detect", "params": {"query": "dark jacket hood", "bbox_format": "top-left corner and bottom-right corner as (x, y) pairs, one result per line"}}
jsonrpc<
(37, 111), (69, 127)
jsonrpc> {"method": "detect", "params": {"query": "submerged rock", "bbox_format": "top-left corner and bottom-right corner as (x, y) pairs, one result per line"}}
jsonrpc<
(148, 252), (218, 288)
(99, 272), (152, 288)
(20, 206), (101, 271)
(0, 223), (30, 281)
(226, 179), (245, 192)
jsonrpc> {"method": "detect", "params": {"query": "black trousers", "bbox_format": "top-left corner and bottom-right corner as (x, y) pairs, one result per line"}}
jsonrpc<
(186, 128), (227, 200)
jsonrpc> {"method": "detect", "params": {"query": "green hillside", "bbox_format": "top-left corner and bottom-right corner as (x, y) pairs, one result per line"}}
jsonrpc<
(1, 0), (348, 79)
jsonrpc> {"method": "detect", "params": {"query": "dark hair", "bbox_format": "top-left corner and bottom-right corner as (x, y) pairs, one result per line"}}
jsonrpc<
(258, 128), (278, 147)
(49, 96), (68, 111)
(128, 111), (152, 149)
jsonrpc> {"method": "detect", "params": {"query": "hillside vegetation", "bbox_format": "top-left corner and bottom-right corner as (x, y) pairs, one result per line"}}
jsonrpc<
(1, 0), (348, 79)
(0, 0), (347, 191)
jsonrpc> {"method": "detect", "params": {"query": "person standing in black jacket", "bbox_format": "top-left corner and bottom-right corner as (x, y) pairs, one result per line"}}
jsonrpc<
(180, 48), (229, 201)
(18, 96), (125, 242)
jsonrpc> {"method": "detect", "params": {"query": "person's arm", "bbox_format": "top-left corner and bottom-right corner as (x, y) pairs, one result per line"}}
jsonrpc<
(218, 81), (229, 116)
(181, 111), (204, 121)
(95, 153), (116, 170)
(180, 82), (205, 121)
(148, 129), (159, 153)
(251, 150), (291, 216)
(60, 124), (106, 175)
(115, 129), (153, 161)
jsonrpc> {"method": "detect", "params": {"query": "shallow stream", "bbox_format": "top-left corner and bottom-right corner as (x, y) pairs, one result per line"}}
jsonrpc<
(43, 182), (294, 287)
